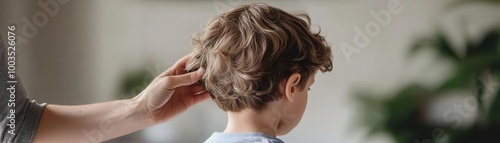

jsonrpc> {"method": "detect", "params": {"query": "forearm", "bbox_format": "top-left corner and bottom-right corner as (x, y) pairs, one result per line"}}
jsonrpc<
(30, 54), (208, 142)
(33, 99), (150, 143)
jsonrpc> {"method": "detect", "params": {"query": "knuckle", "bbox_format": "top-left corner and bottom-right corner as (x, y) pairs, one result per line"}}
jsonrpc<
(161, 77), (174, 89)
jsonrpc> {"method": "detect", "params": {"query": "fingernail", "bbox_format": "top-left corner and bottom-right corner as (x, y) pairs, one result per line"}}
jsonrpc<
(197, 67), (205, 76)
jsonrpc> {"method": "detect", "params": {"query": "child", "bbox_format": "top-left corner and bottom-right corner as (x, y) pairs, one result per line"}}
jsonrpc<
(186, 3), (333, 143)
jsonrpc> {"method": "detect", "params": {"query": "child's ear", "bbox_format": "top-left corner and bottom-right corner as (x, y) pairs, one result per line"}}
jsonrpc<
(284, 73), (301, 102)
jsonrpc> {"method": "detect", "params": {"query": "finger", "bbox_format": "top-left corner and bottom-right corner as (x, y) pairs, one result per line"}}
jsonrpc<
(172, 53), (194, 74)
(160, 53), (194, 77)
(164, 67), (205, 89)
(193, 92), (211, 104)
(191, 84), (207, 94)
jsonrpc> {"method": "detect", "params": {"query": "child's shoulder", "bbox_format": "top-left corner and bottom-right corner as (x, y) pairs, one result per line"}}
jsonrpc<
(204, 132), (285, 143)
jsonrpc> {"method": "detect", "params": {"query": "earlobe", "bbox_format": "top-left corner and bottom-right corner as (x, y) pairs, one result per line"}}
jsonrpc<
(284, 73), (301, 102)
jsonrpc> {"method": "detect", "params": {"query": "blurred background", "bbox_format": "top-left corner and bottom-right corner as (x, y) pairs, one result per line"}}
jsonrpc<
(1, 0), (500, 143)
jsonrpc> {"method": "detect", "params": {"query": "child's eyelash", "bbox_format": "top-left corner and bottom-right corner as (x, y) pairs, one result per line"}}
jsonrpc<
(308, 88), (311, 91)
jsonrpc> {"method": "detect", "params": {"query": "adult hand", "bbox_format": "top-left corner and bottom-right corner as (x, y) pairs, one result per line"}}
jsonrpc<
(132, 53), (210, 125)
(33, 53), (210, 143)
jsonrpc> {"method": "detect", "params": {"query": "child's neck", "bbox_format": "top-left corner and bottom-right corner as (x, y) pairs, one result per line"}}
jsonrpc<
(223, 108), (282, 137)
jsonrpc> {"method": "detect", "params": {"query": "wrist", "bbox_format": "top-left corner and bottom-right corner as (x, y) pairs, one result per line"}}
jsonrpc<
(128, 95), (156, 127)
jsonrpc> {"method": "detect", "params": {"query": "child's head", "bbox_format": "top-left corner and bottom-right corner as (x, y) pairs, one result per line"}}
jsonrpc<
(187, 3), (332, 135)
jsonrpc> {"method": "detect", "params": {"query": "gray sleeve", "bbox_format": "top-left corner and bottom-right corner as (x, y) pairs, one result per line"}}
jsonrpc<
(0, 31), (46, 143)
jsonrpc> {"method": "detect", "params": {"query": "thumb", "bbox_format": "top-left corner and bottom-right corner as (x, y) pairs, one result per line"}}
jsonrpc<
(164, 67), (205, 89)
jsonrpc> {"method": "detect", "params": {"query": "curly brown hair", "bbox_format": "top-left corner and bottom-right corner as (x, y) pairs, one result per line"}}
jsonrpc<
(186, 3), (333, 112)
